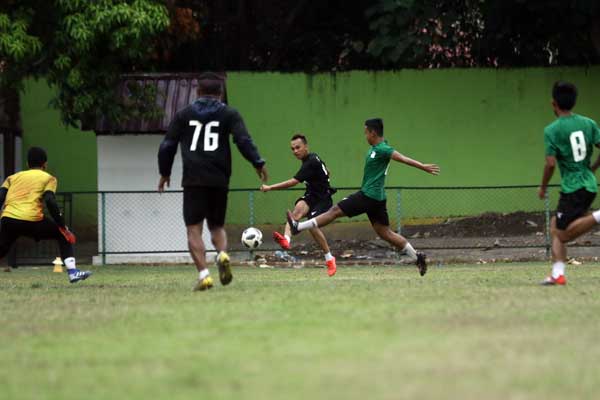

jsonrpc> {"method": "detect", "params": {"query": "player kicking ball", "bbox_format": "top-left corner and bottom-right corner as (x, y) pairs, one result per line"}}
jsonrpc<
(286, 119), (439, 275)
(538, 81), (600, 285)
(260, 134), (337, 276)
(0, 147), (90, 283)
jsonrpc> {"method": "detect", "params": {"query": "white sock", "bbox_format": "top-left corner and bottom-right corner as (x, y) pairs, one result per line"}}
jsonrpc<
(324, 252), (334, 261)
(402, 243), (418, 260)
(64, 257), (76, 271)
(297, 218), (318, 232)
(199, 269), (210, 280)
(593, 210), (600, 224)
(552, 262), (566, 279)
(284, 235), (291, 244)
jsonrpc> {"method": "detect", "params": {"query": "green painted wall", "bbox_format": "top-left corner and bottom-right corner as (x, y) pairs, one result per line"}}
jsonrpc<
(224, 68), (600, 222)
(20, 80), (98, 229)
(227, 68), (600, 189)
(19, 68), (600, 224)
(20, 79), (97, 191)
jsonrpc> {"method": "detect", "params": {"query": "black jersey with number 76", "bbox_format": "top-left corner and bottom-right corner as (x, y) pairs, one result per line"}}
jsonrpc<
(158, 97), (265, 188)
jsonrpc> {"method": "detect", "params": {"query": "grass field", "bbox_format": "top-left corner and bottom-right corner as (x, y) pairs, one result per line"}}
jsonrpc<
(2, 263), (600, 400)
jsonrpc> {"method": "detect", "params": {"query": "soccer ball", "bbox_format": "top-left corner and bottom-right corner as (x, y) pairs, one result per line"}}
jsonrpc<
(241, 227), (263, 249)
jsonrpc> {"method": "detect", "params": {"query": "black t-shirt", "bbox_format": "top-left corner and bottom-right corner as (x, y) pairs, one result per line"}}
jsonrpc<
(293, 153), (333, 199)
(159, 97), (264, 187)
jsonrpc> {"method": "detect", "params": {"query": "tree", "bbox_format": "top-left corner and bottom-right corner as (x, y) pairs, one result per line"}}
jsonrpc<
(481, 0), (600, 66)
(154, 0), (373, 72)
(362, 0), (484, 68)
(362, 0), (600, 68)
(0, 0), (169, 127)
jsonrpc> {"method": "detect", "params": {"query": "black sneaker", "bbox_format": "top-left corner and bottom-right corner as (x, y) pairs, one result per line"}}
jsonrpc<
(416, 252), (427, 276)
(286, 210), (300, 235)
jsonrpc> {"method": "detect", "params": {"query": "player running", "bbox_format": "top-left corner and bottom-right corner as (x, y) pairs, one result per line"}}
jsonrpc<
(260, 134), (337, 276)
(158, 72), (268, 291)
(0, 147), (90, 282)
(538, 81), (600, 285)
(286, 118), (439, 275)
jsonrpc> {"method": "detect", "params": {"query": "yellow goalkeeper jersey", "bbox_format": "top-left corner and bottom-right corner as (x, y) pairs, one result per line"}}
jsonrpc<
(1, 169), (58, 222)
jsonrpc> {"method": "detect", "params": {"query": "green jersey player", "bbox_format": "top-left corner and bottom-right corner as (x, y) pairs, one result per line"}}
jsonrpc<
(286, 118), (440, 275)
(539, 81), (600, 285)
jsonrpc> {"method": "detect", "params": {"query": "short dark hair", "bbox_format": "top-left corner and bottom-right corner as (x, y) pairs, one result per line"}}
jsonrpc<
(27, 147), (47, 168)
(197, 72), (224, 96)
(552, 81), (577, 111)
(291, 134), (307, 144)
(365, 118), (384, 136)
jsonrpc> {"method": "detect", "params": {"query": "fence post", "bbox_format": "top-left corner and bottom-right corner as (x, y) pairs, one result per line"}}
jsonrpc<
(544, 190), (551, 258)
(396, 189), (402, 234)
(248, 190), (255, 260)
(101, 192), (106, 265)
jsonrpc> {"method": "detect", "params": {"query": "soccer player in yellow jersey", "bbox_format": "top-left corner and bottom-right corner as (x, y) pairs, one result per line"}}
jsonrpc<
(0, 147), (91, 283)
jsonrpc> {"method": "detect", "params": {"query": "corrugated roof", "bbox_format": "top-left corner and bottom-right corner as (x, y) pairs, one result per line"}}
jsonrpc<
(83, 72), (227, 134)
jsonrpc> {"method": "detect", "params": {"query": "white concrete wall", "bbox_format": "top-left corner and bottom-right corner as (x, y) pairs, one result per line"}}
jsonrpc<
(96, 135), (214, 264)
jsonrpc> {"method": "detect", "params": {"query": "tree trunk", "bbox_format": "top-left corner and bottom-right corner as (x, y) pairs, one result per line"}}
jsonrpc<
(589, 16), (600, 61)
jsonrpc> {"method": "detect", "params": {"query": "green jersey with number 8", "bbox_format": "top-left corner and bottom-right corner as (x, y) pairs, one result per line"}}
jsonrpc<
(544, 114), (600, 193)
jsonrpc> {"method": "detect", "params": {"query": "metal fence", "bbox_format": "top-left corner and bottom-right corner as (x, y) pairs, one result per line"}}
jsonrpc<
(11, 185), (600, 265)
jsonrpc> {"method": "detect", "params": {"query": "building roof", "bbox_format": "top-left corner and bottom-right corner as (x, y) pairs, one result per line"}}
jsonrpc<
(83, 72), (227, 134)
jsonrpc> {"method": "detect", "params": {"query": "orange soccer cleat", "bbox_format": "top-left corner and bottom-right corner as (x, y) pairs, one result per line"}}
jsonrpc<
(326, 257), (337, 277)
(541, 275), (567, 286)
(272, 231), (291, 250)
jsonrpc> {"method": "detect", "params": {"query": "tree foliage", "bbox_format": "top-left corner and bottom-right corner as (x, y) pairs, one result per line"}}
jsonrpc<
(0, 0), (169, 127)
(362, 0), (600, 68)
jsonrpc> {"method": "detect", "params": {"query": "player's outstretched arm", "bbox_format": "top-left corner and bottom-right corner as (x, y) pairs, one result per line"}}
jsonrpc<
(591, 144), (600, 172)
(261, 178), (300, 192)
(158, 137), (178, 193)
(256, 165), (268, 183)
(43, 190), (76, 244)
(0, 187), (7, 210)
(43, 191), (65, 227)
(391, 151), (440, 175)
(538, 155), (556, 199)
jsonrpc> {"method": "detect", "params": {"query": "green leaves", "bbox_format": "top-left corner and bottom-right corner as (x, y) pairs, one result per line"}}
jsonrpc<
(364, 0), (600, 68)
(0, 0), (169, 127)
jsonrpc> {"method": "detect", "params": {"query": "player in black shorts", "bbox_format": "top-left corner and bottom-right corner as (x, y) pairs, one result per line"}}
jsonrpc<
(260, 134), (337, 276)
(286, 119), (439, 276)
(158, 72), (268, 291)
(538, 82), (600, 285)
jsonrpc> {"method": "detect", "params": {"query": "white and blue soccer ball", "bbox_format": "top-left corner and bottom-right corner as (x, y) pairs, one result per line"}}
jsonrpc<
(241, 227), (263, 249)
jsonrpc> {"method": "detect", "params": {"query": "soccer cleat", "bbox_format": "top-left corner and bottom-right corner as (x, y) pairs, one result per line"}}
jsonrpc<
(68, 269), (92, 283)
(541, 275), (567, 286)
(416, 252), (427, 276)
(216, 251), (233, 285)
(273, 231), (291, 250)
(286, 210), (300, 235)
(326, 257), (337, 277)
(193, 276), (214, 291)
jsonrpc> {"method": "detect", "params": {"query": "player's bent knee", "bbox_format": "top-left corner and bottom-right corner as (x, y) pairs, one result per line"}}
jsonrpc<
(329, 205), (344, 218)
(292, 210), (305, 220)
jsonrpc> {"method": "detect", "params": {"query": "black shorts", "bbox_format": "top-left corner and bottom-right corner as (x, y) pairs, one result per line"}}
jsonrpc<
(556, 188), (596, 230)
(337, 191), (390, 226)
(295, 194), (333, 219)
(0, 217), (73, 259)
(183, 186), (228, 227)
